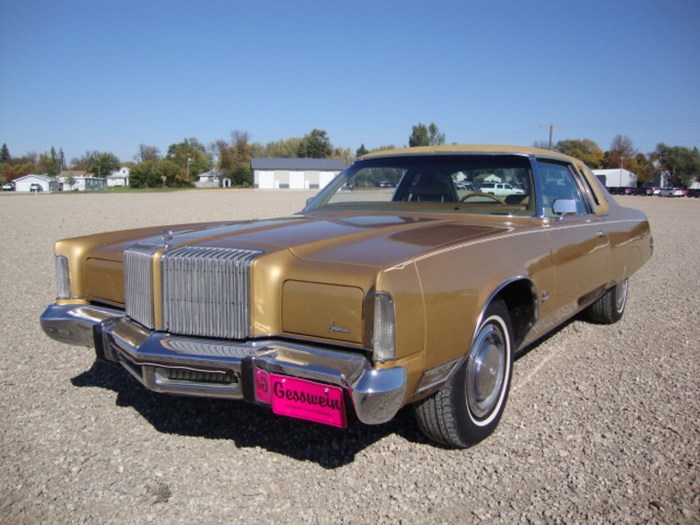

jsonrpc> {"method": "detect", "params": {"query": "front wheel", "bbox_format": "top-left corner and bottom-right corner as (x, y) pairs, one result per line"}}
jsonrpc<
(413, 300), (513, 448)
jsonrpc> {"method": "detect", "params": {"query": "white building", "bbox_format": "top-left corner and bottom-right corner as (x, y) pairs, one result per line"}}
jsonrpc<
(13, 173), (58, 192)
(106, 167), (130, 187)
(195, 170), (231, 188)
(592, 168), (637, 188)
(251, 158), (346, 190)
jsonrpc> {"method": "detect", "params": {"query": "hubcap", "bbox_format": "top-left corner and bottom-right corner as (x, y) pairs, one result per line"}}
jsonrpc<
(467, 323), (506, 419)
(615, 279), (628, 313)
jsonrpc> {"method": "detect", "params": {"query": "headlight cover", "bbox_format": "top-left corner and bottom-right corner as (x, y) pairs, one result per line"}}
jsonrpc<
(55, 255), (71, 299)
(372, 292), (396, 362)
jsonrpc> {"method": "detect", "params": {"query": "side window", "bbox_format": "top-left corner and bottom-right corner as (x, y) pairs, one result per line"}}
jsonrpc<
(536, 160), (589, 217)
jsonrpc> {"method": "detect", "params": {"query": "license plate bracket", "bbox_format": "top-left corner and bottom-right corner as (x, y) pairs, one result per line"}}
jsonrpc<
(265, 373), (347, 428)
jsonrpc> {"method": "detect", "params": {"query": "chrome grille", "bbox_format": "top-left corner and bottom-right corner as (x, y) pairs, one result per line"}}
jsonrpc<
(161, 246), (260, 339)
(124, 244), (161, 329)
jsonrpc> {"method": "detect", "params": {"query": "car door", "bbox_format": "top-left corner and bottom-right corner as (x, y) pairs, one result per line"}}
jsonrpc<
(537, 159), (612, 324)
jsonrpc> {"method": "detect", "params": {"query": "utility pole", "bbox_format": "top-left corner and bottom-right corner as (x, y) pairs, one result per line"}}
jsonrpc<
(540, 124), (560, 149)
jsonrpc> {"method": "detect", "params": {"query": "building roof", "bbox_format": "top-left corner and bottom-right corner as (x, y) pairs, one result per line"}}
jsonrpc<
(591, 168), (636, 176)
(13, 173), (54, 182)
(251, 157), (346, 171)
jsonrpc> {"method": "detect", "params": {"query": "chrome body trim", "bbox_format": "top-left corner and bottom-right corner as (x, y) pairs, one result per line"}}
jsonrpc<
(40, 303), (407, 425)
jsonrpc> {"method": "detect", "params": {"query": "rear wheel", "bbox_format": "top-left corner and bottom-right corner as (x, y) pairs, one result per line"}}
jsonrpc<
(414, 300), (513, 448)
(587, 279), (628, 324)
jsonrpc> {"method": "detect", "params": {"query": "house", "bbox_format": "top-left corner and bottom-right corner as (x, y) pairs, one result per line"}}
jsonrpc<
(251, 158), (346, 190)
(57, 170), (85, 191)
(106, 167), (130, 187)
(13, 173), (58, 192)
(56, 171), (106, 191)
(195, 170), (230, 189)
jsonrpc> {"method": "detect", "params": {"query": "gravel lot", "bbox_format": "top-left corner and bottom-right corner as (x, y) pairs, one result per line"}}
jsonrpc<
(1, 190), (698, 524)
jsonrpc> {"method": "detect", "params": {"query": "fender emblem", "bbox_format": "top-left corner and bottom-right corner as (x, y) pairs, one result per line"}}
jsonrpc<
(329, 320), (349, 334)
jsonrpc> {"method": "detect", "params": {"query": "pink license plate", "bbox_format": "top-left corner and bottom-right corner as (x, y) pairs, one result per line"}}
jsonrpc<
(267, 374), (347, 428)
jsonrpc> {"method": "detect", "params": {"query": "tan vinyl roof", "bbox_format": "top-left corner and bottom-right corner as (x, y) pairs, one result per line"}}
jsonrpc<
(362, 144), (576, 162)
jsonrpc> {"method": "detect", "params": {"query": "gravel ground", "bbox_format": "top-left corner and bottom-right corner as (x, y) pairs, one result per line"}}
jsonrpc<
(0, 190), (698, 524)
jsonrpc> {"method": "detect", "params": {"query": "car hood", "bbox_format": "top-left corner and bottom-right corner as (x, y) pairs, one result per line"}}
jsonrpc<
(85, 212), (510, 269)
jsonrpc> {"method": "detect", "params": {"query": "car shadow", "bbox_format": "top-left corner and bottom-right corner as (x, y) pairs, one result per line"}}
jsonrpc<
(71, 360), (428, 469)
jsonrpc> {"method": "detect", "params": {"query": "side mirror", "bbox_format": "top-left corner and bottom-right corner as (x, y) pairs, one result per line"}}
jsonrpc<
(552, 199), (577, 220)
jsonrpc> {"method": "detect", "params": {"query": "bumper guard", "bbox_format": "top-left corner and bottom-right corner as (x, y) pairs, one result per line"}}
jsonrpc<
(40, 304), (406, 425)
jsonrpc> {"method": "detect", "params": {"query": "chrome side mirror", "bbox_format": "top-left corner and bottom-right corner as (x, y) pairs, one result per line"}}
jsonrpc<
(552, 199), (577, 221)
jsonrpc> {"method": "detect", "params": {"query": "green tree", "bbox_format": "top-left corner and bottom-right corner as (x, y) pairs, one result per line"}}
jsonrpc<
(37, 146), (64, 176)
(356, 144), (369, 157)
(157, 159), (189, 187)
(129, 160), (161, 188)
(166, 138), (212, 184)
(0, 143), (10, 162)
(627, 153), (655, 185)
(332, 146), (352, 165)
(298, 129), (332, 158)
(652, 144), (700, 188)
(555, 139), (605, 168)
(212, 131), (254, 186)
(89, 152), (121, 177)
(261, 137), (303, 158)
(409, 122), (445, 147)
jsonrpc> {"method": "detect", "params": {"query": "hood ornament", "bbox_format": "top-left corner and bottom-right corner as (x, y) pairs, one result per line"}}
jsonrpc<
(161, 228), (173, 250)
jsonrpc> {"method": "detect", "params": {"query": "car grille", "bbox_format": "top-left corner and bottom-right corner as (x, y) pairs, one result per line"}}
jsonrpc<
(124, 244), (161, 329)
(124, 244), (261, 339)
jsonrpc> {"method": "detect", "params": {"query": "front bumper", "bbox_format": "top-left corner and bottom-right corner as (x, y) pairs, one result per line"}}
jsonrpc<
(40, 304), (406, 426)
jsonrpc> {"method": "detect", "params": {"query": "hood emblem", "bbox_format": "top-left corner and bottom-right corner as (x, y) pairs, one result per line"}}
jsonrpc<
(162, 228), (173, 250)
(329, 320), (349, 334)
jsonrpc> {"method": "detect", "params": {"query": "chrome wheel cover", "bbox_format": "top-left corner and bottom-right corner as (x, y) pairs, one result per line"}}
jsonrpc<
(466, 323), (506, 419)
(615, 279), (628, 313)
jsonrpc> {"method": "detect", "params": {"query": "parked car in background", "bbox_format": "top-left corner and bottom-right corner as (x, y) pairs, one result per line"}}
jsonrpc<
(672, 188), (689, 197)
(40, 145), (653, 449)
(660, 187), (688, 197)
(29, 183), (43, 192)
(606, 186), (634, 196)
(2, 181), (15, 191)
(634, 187), (654, 196)
(478, 181), (525, 197)
(687, 188), (700, 198)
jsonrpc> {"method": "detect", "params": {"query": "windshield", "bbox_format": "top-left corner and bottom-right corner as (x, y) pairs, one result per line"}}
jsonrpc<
(306, 154), (535, 216)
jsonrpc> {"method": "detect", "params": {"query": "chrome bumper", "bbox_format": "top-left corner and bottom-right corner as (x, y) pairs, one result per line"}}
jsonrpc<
(40, 304), (406, 425)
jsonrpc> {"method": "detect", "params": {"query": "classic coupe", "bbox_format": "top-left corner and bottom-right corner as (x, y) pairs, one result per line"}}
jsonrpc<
(41, 146), (652, 448)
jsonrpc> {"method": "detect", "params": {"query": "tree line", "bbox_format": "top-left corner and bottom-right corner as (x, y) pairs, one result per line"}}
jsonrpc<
(2, 123), (699, 188)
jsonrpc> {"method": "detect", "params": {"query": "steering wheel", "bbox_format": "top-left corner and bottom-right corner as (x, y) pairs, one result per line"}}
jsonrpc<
(460, 192), (506, 205)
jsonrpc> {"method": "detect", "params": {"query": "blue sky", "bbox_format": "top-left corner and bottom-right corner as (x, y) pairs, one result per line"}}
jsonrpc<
(1, 0), (699, 163)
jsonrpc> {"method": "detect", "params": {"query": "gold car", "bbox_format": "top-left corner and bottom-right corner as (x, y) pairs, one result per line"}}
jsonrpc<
(40, 145), (652, 448)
